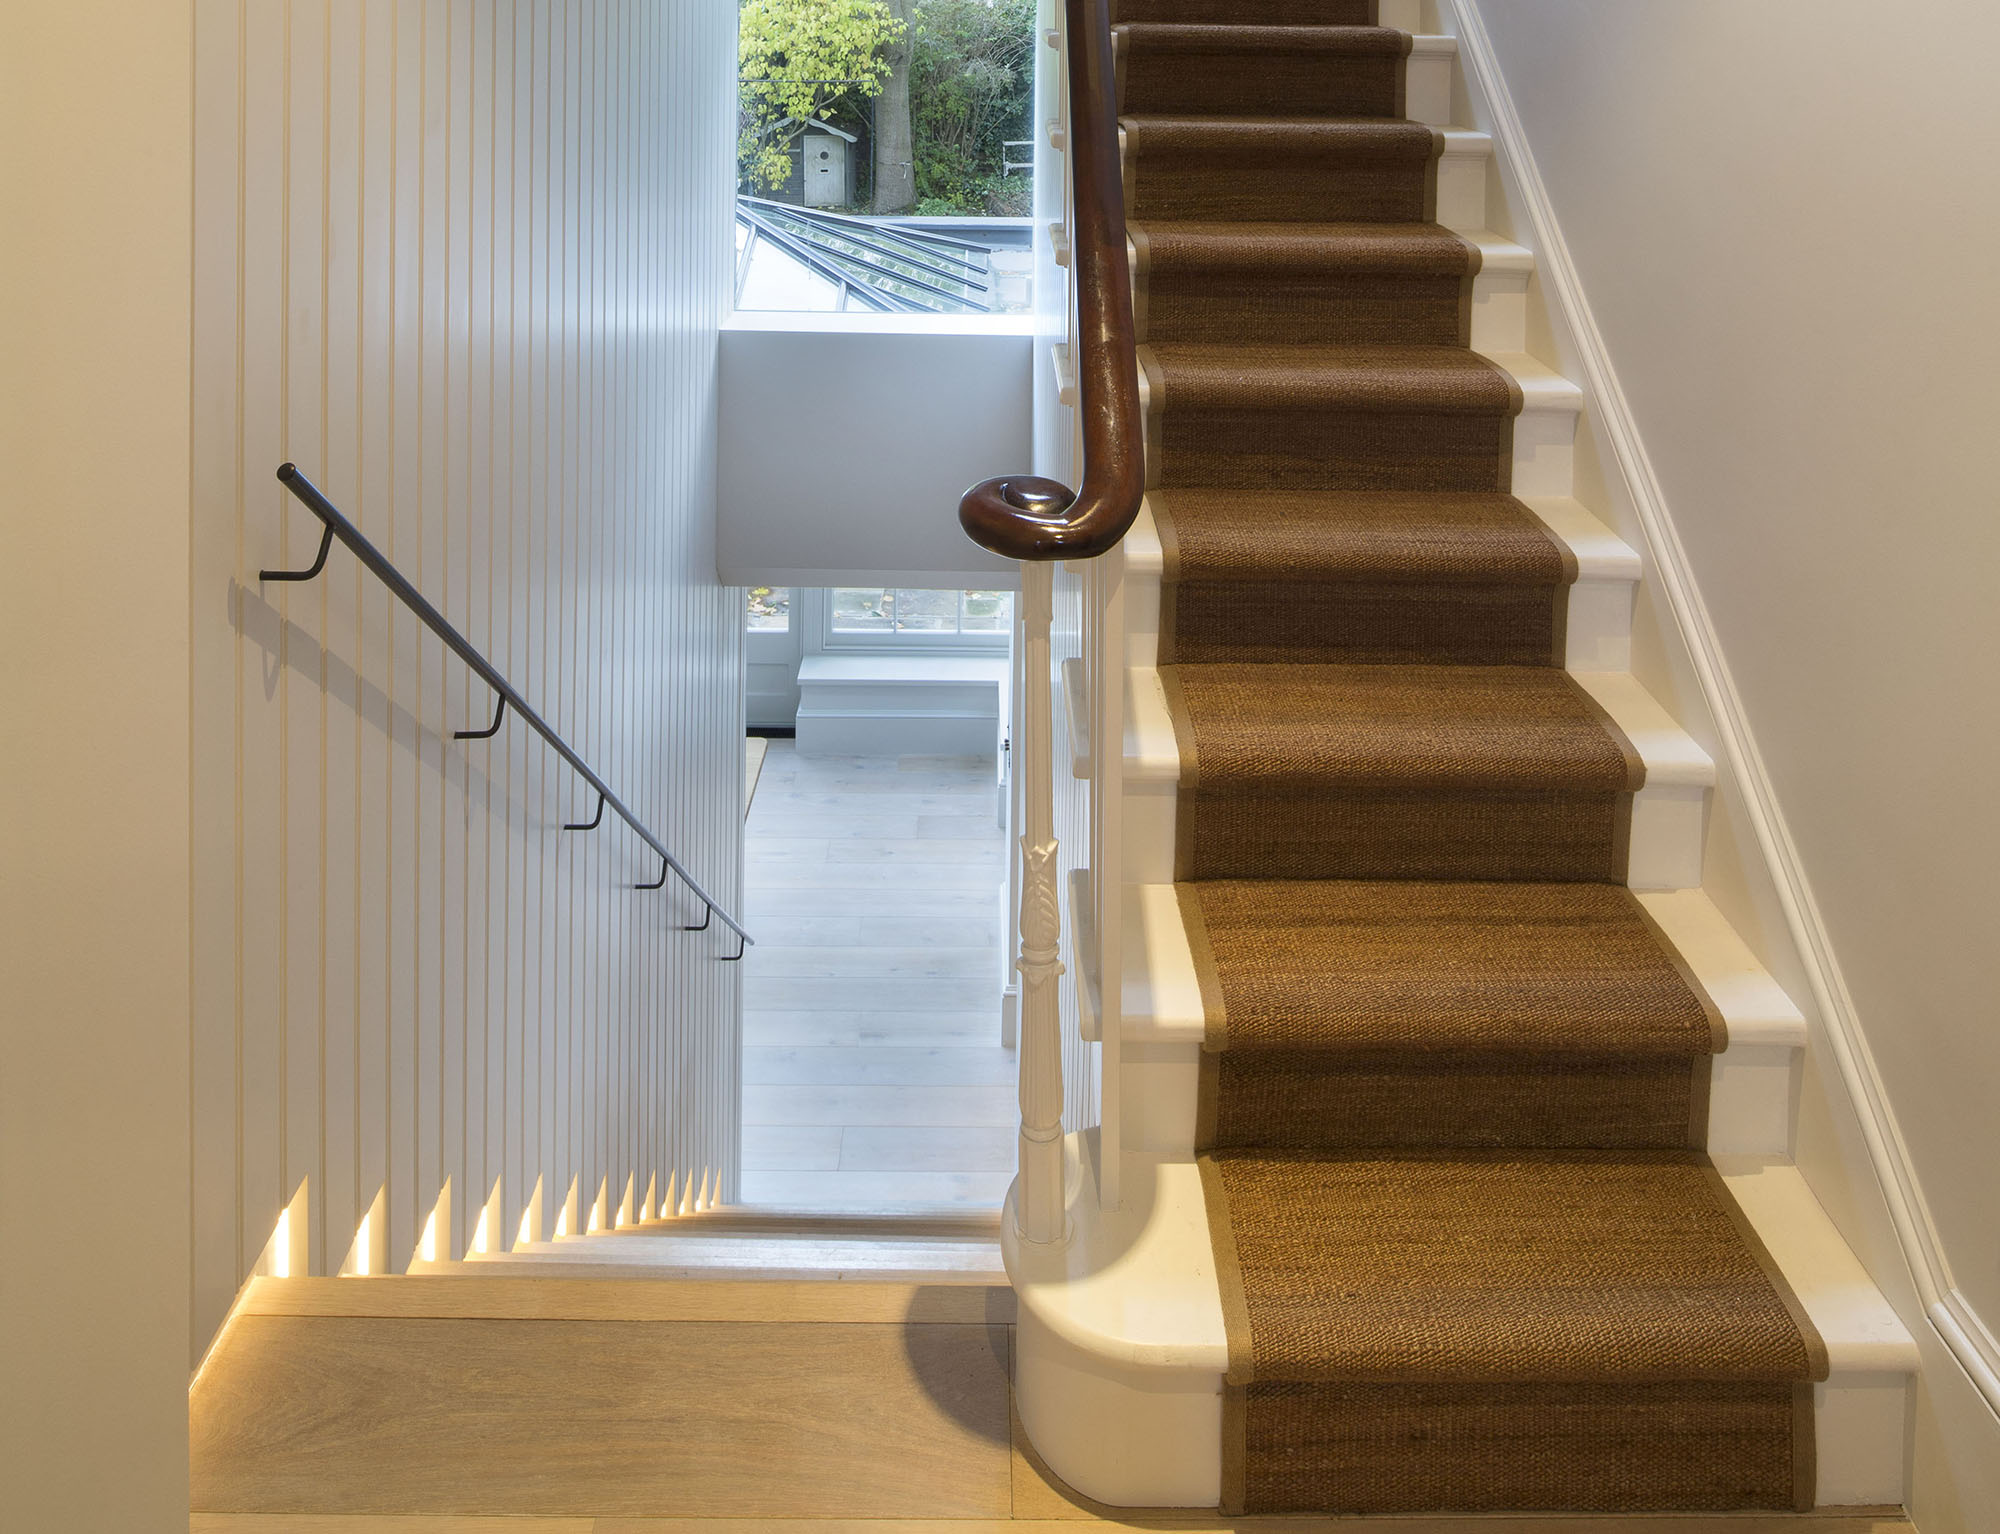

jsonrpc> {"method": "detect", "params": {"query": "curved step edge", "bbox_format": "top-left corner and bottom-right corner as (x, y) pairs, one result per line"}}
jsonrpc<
(1005, 1142), (1918, 1510)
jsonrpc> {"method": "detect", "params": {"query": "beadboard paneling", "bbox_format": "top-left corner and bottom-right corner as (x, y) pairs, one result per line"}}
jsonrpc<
(189, 0), (742, 1362)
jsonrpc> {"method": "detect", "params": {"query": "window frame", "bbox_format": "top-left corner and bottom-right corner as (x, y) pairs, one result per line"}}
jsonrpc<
(818, 586), (1012, 655)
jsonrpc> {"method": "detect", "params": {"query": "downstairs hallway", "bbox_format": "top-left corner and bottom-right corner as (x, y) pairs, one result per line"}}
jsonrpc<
(741, 741), (1016, 1210)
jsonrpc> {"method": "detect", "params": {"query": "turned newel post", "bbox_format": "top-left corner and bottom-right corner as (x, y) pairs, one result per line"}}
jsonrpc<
(1014, 558), (1069, 1245)
(954, 0), (1142, 1251)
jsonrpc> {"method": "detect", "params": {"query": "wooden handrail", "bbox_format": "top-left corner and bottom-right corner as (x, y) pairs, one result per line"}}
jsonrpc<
(957, 0), (1142, 563)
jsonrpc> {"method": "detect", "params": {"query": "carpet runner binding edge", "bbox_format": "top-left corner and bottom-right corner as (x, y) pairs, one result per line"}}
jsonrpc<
(1119, 2), (1830, 1513)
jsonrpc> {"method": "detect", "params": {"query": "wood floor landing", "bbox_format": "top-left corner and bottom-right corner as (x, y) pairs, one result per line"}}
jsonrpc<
(192, 1278), (1910, 1534)
(741, 744), (1014, 1210)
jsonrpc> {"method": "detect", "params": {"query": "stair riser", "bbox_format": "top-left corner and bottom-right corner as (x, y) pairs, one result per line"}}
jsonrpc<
(1121, 771), (1705, 890)
(1015, 1313), (1909, 1510)
(1121, 1041), (1794, 1157)
(1406, 47), (1452, 126)
(1437, 136), (1489, 230)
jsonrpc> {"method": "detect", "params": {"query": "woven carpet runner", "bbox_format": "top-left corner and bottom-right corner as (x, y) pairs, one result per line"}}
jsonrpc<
(1114, 0), (1831, 1512)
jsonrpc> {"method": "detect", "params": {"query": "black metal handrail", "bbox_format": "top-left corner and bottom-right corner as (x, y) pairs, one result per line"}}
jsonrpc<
(264, 463), (751, 960)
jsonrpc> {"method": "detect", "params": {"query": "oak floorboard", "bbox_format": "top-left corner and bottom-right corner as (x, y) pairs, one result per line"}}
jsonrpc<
(191, 1316), (1012, 1518)
(236, 1276), (1014, 1323)
(743, 977), (1000, 1012)
(743, 888), (997, 917)
(595, 1522), (1908, 1533)
(192, 1518), (1913, 1533)
(748, 915), (996, 948)
(745, 946), (995, 980)
(841, 1126), (1017, 1173)
(743, 1123), (845, 1169)
(741, 748), (1008, 1208)
(743, 1083), (1016, 1127)
(739, 1169), (1015, 1207)
(742, 1011), (1004, 1048)
(746, 1047), (1019, 1088)
(192, 1518), (596, 1532)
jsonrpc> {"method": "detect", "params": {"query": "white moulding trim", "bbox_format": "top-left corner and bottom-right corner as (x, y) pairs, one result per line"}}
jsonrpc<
(1450, 0), (2000, 1420)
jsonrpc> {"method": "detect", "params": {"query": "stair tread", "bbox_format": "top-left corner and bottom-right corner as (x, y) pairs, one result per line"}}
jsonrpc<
(1135, 219), (1482, 274)
(1116, 22), (1411, 52)
(1008, 1151), (1917, 1377)
(1144, 342), (1584, 414)
(1111, 0), (1376, 23)
(1120, 882), (1808, 1051)
(1159, 660), (1640, 791)
(1126, 493), (1635, 582)
(1125, 115), (1485, 145)
(1203, 1147), (1827, 1384)
(1170, 878), (1721, 1056)
(1149, 488), (1572, 587)
(1126, 662), (1712, 787)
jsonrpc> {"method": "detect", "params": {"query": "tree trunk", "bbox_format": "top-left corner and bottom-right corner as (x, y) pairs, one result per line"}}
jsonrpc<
(873, 0), (916, 213)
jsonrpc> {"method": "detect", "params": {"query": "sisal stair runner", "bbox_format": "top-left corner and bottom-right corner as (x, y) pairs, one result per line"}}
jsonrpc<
(1116, 0), (1830, 1514)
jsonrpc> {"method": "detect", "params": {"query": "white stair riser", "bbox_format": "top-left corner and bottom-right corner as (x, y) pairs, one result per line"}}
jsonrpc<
(1818, 1373), (1915, 1509)
(1406, 47), (1453, 128)
(1568, 576), (1635, 672)
(1122, 1041), (1794, 1158)
(1510, 402), (1576, 498)
(1438, 138), (1489, 232)
(1121, 774), (1705, 891)
(1015, 1327), (1910, 1511)
(1378, 0), (1424, 36)
(1472, 272), (1527, 354)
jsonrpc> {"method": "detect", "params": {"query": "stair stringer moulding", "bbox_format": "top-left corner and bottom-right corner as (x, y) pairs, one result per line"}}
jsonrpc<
(1443, 0), (2000, 1425)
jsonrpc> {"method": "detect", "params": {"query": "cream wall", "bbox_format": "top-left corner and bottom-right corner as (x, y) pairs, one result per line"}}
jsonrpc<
(1468, 0), (2000, 1520)
(0, 3), (196, 1529)
(187, 0), (744, 1357)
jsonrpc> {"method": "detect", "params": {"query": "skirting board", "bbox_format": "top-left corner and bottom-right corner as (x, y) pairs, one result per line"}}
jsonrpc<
(1447, 0), (2000, 1422)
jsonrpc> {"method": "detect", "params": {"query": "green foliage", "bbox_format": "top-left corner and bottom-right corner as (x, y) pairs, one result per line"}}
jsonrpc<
(909, 0), (1036, 214)
(739, 0), (904, 193)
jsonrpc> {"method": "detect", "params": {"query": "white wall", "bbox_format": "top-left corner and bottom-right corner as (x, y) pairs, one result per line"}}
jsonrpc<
(0, 4), (195, 1527)
(1466, 2), (2000, 1522)
(187, 0), (744, 1358)
(717, 312), (1031, 586)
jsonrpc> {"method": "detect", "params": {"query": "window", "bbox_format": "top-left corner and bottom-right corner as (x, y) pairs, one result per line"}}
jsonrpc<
(731, 0), (1038, 315)
(746, 586), (792, 632)
(828, 587), (1011, 647)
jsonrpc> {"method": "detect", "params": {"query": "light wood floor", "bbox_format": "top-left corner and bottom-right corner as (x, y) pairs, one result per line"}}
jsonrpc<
(191, 1277), (1910, 1534)
(741, 743), (1014, 1209)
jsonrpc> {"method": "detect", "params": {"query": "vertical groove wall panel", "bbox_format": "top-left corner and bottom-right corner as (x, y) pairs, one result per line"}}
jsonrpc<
(190, 0), (743, 1359)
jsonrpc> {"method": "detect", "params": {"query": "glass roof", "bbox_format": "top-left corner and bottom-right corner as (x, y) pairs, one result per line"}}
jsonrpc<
(734, 197), (997, 315)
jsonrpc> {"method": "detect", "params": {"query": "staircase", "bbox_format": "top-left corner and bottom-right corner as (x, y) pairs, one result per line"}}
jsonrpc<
(1004, 0), (1917, 1515)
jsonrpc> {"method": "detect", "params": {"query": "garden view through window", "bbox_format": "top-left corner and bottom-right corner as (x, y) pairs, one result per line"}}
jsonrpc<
(734, 0), (1035, 313)
(746, 586), (1013, 643)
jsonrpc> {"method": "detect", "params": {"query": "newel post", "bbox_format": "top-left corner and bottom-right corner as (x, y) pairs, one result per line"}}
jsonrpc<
(1014, 558), (1068, 1245)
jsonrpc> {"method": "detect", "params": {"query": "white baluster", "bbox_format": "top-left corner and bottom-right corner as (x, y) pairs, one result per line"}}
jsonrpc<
(1015, 558), (1069, 1245)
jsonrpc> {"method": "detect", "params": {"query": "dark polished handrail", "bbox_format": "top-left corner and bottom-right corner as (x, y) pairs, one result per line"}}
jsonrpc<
(957, 0), (1143, 562)
(263, 463), (751, 959)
